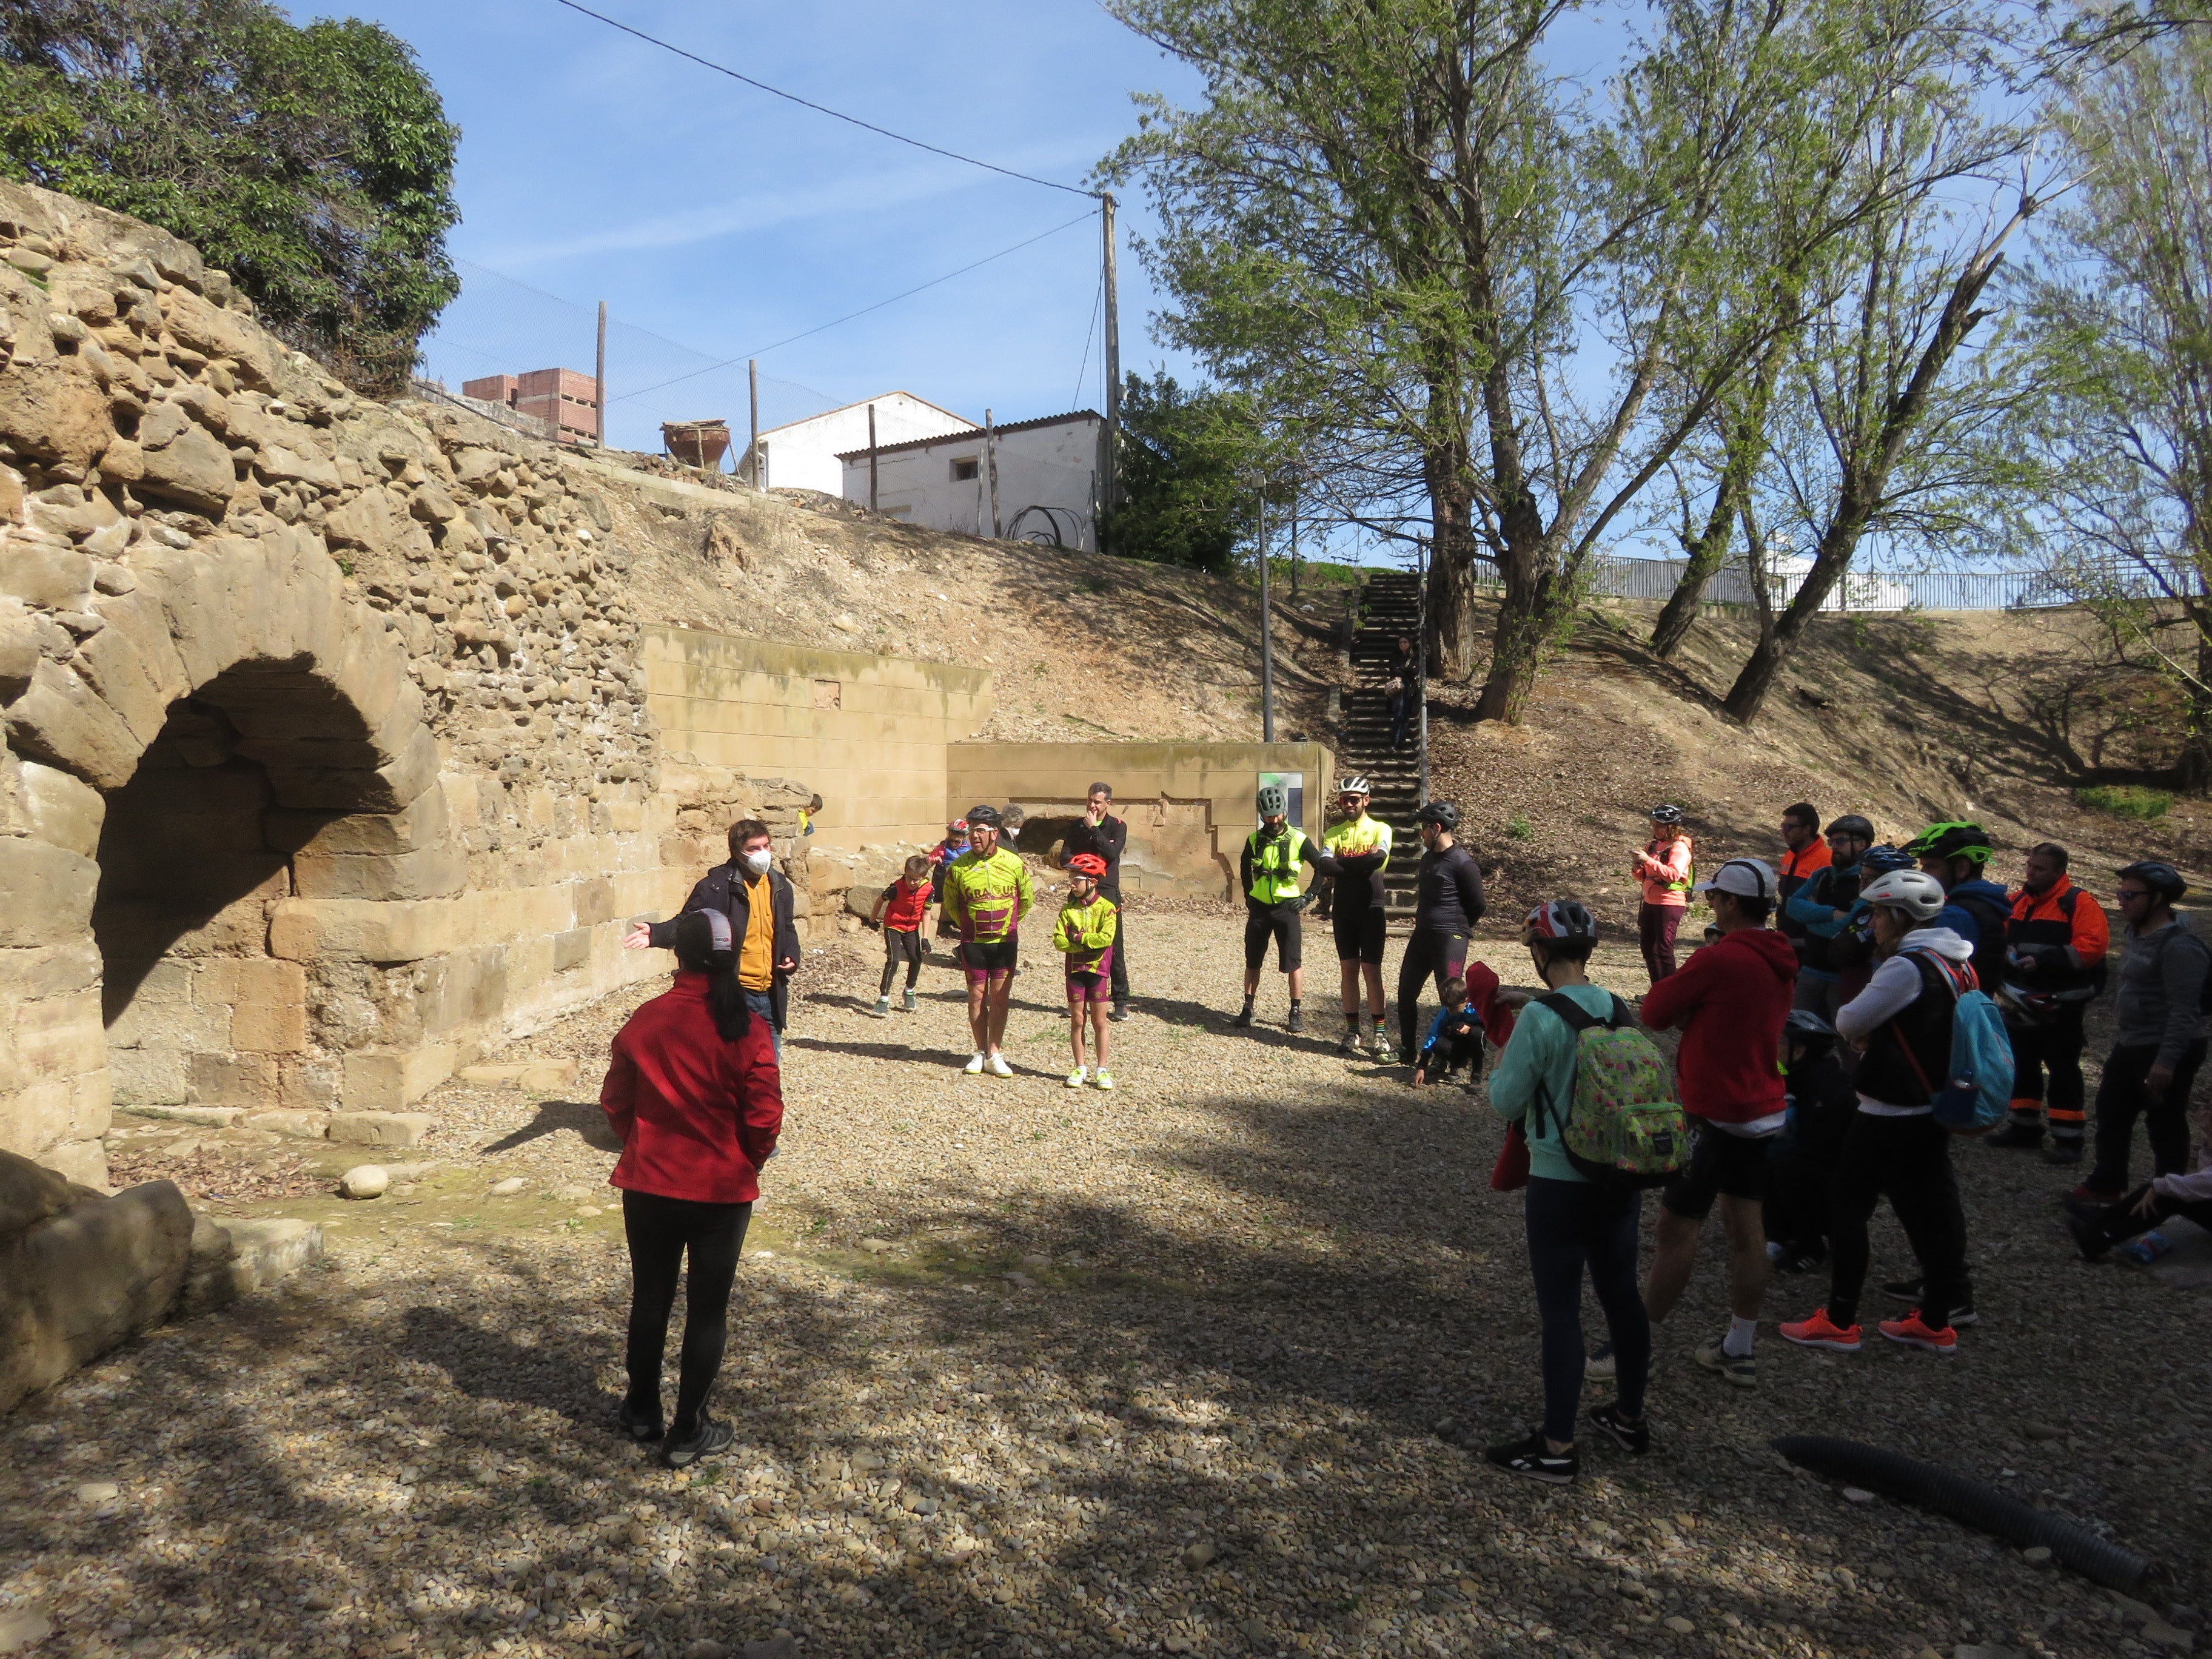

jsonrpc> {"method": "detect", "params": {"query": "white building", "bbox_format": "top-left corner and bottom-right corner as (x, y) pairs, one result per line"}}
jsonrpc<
(740, 392), (974, 497)
(839, 411), (1104, 551)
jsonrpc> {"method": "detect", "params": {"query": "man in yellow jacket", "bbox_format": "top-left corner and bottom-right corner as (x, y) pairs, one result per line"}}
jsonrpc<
(941, 804), (1035, 1076)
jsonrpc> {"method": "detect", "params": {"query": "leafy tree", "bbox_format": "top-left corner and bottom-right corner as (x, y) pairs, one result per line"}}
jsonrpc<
(0, 0), (460, 392)
(1103, 371), (1278, 572)
(2020, 29), (2212, 786)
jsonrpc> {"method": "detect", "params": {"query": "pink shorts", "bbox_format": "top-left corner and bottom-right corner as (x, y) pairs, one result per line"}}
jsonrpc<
(1066, 949), (1114, 1005)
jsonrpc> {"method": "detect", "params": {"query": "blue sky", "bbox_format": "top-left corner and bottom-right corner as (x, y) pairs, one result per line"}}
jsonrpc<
(351, 0), (1208, 452)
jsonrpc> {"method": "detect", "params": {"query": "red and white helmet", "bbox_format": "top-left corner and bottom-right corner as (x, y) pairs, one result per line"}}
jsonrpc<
(1857, 868), (1946, 922)
(1522, 899), (1598, 942)
(1066, 853), (1108, 879)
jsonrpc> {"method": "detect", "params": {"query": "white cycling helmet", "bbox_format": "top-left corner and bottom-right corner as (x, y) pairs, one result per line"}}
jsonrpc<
(1336, 775), (1370, 797)
(1857, 868), (1946, 922)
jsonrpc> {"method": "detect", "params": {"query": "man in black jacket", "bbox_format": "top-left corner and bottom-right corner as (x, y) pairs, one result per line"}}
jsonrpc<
(626, 817), (802, 1051)
(1060, 782), (1131, 1020)
(1397, 800), (1487, 1065)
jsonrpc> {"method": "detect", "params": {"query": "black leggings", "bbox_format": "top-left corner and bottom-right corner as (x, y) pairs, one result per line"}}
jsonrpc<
(1826, 1112), (1969, 1330)
(2090, 1040), (2208, 1193)
(1397, 930), (1469, 1060)
(1525, 1176), (1649, 1444)
(623, 1190), (752, 1434)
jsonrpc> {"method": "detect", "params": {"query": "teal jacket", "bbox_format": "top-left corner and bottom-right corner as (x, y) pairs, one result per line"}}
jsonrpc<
(1486, 984), (1621, 1184)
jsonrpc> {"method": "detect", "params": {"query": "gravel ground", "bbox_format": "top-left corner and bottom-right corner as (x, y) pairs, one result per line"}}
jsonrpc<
(3, 912), (2207, 1659)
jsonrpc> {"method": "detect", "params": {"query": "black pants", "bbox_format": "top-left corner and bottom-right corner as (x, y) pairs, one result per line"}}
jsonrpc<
(1525, 1177), (1649, 1444)
(1826, 1112), (1970, 1330)
(2006, 1004), (2088, 1138)
(1102, 883), (1130, 1002)
(2073, 1184), (2212, 1257)
(1397, 929), (1469, 1061)
(2090, 1040), (2208, 1194)
(623, 1190), (752, 1434)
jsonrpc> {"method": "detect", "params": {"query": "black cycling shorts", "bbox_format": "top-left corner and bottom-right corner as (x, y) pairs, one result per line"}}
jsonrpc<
(1332, 904), (1387, 965)
(960, 937), (1019, 979)
(1661, 1121), (1774, 1219)
(1244, 904), (1303, 974)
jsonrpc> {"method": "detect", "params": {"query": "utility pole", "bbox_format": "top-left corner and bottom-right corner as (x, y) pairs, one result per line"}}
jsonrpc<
(748, 358), (760, 487)
(594, 300), (608, 449)
(1289, 487), (1300, 600)
(1101, 193), (1121, 516)
(1258, 485), (1276, 742)
(985, 408), (1002, 539)
(866, 403), (879, 514)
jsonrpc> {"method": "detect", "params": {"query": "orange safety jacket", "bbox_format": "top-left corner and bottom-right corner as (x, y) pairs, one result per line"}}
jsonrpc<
(2004, 876), (2110, 996)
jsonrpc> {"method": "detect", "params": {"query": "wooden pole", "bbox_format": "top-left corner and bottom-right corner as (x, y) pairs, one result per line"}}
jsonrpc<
(748, 358), (760, 486)
(594, 300), (607, 448)
(1258, 487), (1276, 742)
(985, 408), (1001, 540)
(1290, 487), (1301, 599)
(867, 402), (879, 514)
(1101, 194), (1121, 515)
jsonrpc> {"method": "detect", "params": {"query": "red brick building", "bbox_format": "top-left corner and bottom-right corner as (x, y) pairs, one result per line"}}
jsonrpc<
(460, 367), (601, 445)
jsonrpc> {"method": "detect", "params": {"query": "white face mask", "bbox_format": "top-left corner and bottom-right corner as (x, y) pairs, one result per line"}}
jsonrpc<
(743, 848), (773, 875)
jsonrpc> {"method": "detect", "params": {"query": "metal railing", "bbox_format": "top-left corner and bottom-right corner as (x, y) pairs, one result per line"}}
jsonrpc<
(1567, 553), (2054, 612)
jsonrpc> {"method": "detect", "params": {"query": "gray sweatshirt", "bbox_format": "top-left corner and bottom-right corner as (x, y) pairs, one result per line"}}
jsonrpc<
(2114, 915), (2209, 1070)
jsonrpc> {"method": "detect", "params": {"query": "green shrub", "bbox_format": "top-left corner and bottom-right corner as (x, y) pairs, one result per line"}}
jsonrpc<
(2076, 785), (2174, 822)
(1506, 813), (1533, 841)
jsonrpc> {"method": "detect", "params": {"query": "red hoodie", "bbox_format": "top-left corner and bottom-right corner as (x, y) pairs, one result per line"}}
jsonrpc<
(602, 972), (783, 1204)
(1639, 927), (1798, 1123)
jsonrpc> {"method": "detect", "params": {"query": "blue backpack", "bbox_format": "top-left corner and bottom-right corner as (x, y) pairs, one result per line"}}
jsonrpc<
(1902, 950), (2015, 1134)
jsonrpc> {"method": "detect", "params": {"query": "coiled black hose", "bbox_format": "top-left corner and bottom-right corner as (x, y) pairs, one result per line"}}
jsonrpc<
(1771, 1435), (2149, 1592)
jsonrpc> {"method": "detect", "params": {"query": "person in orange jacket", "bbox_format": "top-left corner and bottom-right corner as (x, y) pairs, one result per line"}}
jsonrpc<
(1631, 805), (1695, 984)
(1991, 842), (2111, 1164)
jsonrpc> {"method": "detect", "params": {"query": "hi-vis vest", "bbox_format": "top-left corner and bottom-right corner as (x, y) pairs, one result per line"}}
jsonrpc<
(1247, 828), (1310, 904)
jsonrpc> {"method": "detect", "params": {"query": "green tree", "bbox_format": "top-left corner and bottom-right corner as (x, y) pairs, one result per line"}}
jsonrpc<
(0, 0), (460, 392)
(1104, 371), (1278, 572)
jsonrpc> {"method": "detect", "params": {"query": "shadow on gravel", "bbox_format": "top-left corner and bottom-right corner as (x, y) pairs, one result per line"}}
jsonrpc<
(479, 1098), (623, 1157)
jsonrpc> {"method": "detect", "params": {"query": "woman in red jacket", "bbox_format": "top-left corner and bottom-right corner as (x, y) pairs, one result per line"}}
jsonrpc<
(602, 909), (783, 1467)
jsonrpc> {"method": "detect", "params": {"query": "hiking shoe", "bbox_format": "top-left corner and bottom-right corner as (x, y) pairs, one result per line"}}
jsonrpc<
(963, 1051), (986, 1075)
(1108, 1001), (1130, 1023)
(1231, 1005), (1255, 1028)
(616, 1398), (664, 1443)
(1483, 1432), (1577, 1484)
(1586, 1403), (1649, 1456)
(1065, 1068), (1088, 1090)
(988, 1052), (1013, 1078)
(900, 989), (918, 1013)
(1985, 1121), (2044, 1150)
(1880, 1278), (1977, 1324)
(2044, 1139), (2083, 1165)
(1694, 1337), (1757, 1389)
(1586, 1341), (1617, 1380)
(1286, 1008), (1305, 1034)
(868, 996), (891, 1018)
(1877, 1310), (1958, 1354)
(1094, 1070), (1116, 1091)
(2067, 1211), (2113, 1262)
(1779, 1308), (1862, 1353)
(660, 1415), (734, 1469)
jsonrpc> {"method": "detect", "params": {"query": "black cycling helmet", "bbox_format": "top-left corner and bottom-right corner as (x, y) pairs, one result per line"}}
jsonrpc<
(2116, 860), (2187, 903)
(1416, 800), (1460, 830)
(1785, 1008), (1838, 1054)
(965, 803), (1004, 829)
(1904, 820), (1994, 867)
(1825, 814), (1875, 842)
(1648, 803), (1684, 825)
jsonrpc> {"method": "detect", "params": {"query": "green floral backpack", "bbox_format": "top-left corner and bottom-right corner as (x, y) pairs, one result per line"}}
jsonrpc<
(1532, 993), (1689, 1190)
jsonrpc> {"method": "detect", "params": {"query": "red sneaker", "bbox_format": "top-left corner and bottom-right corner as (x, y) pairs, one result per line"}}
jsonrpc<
(1877, 1310), (1957, 1353)
(2070, 1183), (2122, 1205)
(1779, 1308), (1862, 1353)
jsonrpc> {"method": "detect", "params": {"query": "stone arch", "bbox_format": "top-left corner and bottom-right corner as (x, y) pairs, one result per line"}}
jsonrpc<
(1, 526), (452, 1184)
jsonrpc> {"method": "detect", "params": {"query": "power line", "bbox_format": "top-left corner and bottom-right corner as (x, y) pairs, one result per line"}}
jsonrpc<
(1072, 276), (1102, 410)
(613, 206), (1101, 403)
(549, 0), (1098, 200)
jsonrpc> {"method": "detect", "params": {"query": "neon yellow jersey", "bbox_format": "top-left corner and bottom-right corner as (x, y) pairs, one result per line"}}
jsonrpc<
(943, 848), (1035, 943)
(1245, 828), (1311, 904)
(1324, 814), (1392, 873)
(1053, 896), (1119, 970)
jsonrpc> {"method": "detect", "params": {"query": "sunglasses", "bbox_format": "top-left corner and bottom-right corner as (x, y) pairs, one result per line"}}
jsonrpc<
(2116, 888), (2153, 903)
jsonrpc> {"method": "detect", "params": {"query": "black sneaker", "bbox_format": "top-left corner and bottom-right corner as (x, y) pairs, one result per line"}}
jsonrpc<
(1586, 1403), (1649, 1456)
(1881, 1278), (1977, 1325)
(660, 1414), (734, 1469)
(1985, 1121), (2044, 1150)
(1286, 1008), (1305, 1034)
(2067, 1211), (2113, 1262)
(1108, 1002), (1130, 1023)
(616, 1398), (664, 1444)
(2044, 1139), (2083, 1165)
(1775, 1244), (1825, 1274)
(1231, 1005), (1255, 1029)
(1483, 1431), (1577, 1484)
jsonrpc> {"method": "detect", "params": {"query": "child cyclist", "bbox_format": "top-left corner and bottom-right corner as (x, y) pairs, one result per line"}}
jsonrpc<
(866, 855), (934, 1016)
(1055, 854), (1120, 1088)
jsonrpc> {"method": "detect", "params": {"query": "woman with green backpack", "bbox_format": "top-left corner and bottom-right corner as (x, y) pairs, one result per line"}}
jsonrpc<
(1482, 900), (1677, 1483)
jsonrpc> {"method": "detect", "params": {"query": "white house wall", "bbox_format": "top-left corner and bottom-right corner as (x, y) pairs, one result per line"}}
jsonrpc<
(845, 419), (1103, 552)
(758, 394), (974, 496)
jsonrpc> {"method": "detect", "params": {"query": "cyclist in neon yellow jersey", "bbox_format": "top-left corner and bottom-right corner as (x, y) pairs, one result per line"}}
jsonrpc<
(1323, 776), (1395, 1058)
(941, 804), (1036, 1076)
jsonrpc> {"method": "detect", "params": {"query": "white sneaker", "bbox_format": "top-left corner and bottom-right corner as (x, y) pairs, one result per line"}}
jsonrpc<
(963, 1052), (985, 1074)
(988, 1052), (1013, 1078)
(1093, 1070), (1116, 1091)
(869, 997), (891, 1018)
(1065, 1068), (1088, 1089)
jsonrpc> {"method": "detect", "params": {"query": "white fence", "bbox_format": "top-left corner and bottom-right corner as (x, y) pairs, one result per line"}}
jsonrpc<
(1566, 553), (2055, 612)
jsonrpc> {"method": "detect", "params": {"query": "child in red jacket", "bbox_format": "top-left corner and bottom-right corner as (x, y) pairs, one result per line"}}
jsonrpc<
(602, 910), (783, 1467)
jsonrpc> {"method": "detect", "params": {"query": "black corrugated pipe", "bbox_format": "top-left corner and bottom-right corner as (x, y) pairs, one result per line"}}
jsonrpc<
(1771, 1436), (2149, 1593)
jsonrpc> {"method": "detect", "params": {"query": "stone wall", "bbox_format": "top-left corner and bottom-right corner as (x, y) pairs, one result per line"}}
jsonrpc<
(0, 181), (804, 1185)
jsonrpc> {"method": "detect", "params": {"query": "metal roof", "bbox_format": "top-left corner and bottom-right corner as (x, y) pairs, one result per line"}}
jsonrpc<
(834, 409), (1102, 463)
